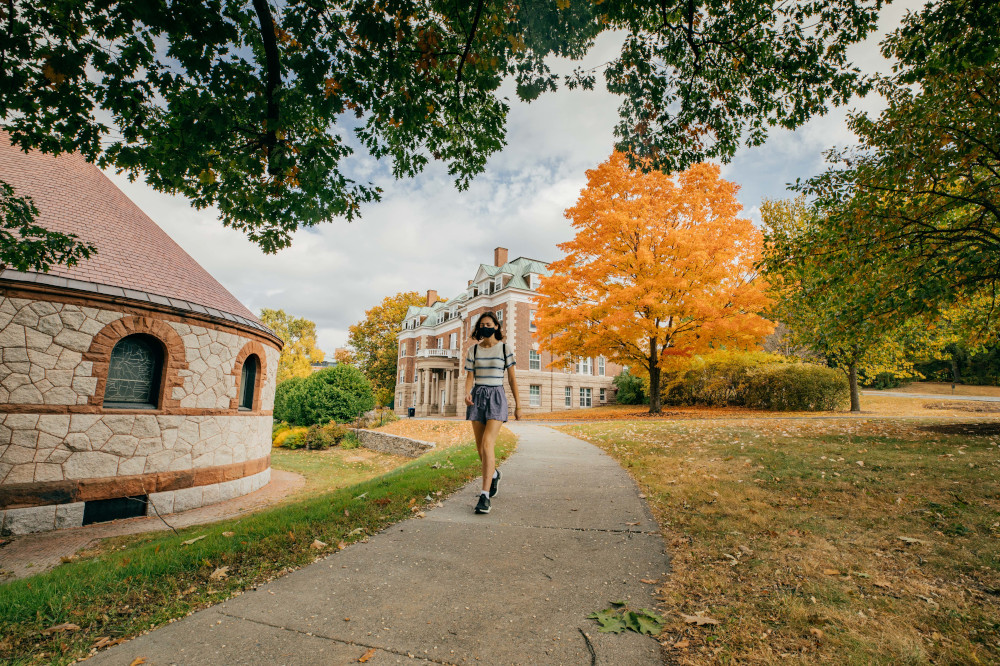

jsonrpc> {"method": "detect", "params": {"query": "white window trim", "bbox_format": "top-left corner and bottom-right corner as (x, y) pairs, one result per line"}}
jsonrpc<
(529, 350), (541, 371)
(564, 386), (572, 407)
(598, 356), (605, 376)
(580, 387), (592, 407)
(529, 385), (541, 407)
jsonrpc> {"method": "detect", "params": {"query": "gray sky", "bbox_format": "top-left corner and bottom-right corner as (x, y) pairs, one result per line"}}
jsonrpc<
(104, 2), (921, 359)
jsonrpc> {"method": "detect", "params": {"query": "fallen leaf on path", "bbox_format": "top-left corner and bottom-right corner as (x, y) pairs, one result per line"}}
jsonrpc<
(625, 521), (640, 526)
(415, 511), (426, 518)
(311, 539), (327, 550)
(91, 637), (111, 649)
(680, 613), (719, 626)
(44, 623), (80, 634)
(358, 647), (377, 662)
(338, 541), (347, 550)
(209, 566), (229, 580)
(181, 535), (206, 546)
(129, 659), (146, 666)
(640, 579), (658, 585)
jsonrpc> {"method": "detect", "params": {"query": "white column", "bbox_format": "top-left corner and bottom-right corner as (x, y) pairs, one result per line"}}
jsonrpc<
(446, 370), (452, 406)
(421, 369), (429, 405)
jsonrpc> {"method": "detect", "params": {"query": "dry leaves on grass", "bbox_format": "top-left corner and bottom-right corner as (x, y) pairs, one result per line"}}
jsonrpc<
(44, 623), (80, 634)
(375, 420), (509, 449)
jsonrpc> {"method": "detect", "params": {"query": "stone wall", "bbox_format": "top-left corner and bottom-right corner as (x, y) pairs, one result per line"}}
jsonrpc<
(0, 296), (280, 410)
(0, 413), (272, 485)
(352, 429), (435, 458)
(0, 468), (271, 535)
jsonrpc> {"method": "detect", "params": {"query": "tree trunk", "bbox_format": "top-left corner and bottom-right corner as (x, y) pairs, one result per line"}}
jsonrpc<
(648, 339), (661, 414)
(950, 354), (961, 386)
(849, 362), (860, 412)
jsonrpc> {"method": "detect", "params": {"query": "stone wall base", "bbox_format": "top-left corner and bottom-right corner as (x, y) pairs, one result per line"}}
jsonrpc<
(0, 468), (270, 535)
(352, 429), (434, 458)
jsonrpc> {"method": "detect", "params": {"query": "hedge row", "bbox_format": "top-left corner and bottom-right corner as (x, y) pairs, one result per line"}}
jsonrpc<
(661, 353), (848, 411)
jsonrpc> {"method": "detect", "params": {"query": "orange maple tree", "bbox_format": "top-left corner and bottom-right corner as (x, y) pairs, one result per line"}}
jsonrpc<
(534, 152), (774, 414)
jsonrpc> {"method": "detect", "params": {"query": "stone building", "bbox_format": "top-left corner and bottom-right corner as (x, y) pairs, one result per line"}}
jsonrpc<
(394, 248), (622, 416)
(0, 141), (282, 535)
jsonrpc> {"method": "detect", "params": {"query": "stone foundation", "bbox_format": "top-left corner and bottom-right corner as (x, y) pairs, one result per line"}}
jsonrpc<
(352, 429), (435, 458)
(0, 468), (271, 535)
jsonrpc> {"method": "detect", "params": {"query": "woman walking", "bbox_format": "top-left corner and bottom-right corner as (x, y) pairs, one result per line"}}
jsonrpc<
(464, 311), (520, 514)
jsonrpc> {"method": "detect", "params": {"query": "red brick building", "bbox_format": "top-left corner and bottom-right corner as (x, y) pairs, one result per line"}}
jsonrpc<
(395, 248), (622, 416)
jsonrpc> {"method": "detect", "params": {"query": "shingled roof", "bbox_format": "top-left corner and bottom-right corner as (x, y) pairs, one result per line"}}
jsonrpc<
(0, 138), (265, 329)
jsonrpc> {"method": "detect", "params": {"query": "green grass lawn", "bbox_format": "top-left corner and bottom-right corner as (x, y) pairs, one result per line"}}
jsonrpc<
(563, 418), (1000, 665)
(270, 441), (410, 497)
(0, 432), (516, 665)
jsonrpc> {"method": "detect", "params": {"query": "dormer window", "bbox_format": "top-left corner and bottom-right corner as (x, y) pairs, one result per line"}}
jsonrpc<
(494, 276), (503, 292)
(529, 274), (540, 290)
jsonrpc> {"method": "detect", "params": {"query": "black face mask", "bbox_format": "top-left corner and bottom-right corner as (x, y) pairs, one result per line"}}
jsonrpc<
(476, 326), (497, 339)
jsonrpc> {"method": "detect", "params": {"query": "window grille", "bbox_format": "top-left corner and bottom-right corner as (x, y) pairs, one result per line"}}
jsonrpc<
(579, 387), (592, 407)
(529, 385), (541, 407)
(564, 386), (572, 407)
(529, 350), (541, 370)
(103, 335), (163, 409)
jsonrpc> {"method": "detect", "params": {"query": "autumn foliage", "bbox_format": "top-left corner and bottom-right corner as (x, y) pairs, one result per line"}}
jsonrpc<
(534, 153), (773, 413)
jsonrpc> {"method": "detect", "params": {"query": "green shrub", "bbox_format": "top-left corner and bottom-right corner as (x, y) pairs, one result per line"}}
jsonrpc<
(661, 352), (791, 407)
(613, 368), (648, 405)
(744, 364), (849, 411)
(272, 420), (291, 440)
(303, 422), (350, 450)
(339, 431), (361, 449)
(277, 366), (376, 426)
(273, 377), (306, 424)
(280, 429), (307, 450)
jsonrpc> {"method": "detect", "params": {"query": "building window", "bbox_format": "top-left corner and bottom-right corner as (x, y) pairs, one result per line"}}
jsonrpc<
(449, 333), (457, 349)
(103, 334), (164, 409)
(416, 340), (421, 352)
(529, 385), (541, 407)
(529, 350), (541, 370)
(529, 309), (536, 331)
(564, 386), (572, 407)
(529, 273), (540, 290)
(496, 309), (503, 323)
(600, 388), (606, 403)
(580, 387), (592, 407)
(494, 276), (503, 292)
(598, 356), (605, 376)
(577, 357), (592, 375)
(437, 337), (444, 349)
(239, 354), (259, 410)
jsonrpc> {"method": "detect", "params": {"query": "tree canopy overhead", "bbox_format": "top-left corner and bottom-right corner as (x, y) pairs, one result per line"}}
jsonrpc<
(1, 0), (883, 269)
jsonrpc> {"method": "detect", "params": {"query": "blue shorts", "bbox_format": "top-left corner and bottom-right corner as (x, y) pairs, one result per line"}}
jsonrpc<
(466, 385), (508, 423)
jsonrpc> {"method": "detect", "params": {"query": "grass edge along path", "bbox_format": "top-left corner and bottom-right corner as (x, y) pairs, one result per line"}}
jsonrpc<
(0, 432), (516, 665)
(562, 419), (1000, 665)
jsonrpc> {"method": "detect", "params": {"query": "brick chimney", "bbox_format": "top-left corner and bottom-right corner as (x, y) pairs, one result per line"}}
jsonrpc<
(426, 289), (438, 306)
(494, 247), (508, 267)
(467, 280), (473, 287)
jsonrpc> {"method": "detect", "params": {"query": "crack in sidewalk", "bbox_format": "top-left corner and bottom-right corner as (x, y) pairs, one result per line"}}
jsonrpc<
(216, 610), (458, 665)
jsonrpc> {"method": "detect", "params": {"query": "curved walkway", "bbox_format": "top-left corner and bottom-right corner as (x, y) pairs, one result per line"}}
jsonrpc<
(89, 424), (669, 665)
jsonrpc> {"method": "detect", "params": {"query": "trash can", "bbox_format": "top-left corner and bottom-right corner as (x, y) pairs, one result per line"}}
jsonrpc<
(408, 407), (415, 418)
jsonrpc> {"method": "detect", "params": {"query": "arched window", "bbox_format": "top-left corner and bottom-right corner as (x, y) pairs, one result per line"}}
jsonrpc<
(103, 334), (164, 409)
(239, 354), (259, 410)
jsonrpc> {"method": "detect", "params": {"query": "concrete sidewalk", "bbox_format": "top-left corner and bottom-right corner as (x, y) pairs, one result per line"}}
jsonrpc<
(89, 424), (669, 665)
(862, 390), (1000, 402)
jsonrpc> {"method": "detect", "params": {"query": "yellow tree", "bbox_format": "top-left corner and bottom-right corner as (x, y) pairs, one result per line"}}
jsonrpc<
(348, 291), (426, 406)
(259, 308), (325, 382)
(535, 153), (773, 414)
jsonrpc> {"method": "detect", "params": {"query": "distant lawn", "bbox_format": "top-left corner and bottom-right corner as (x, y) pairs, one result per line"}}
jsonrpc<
(885, 382), (1000, 398)
(524, 395), (1000, 420)
(0, 431), (516, 665)
(563, 418), (1000, 664)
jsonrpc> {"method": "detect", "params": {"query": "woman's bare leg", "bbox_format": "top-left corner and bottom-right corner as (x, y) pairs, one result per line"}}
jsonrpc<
(479, 419), (502, 492)
(472, 420), (486, 457)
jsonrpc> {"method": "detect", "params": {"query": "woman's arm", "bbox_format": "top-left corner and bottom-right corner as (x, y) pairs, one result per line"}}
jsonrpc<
(507, 365), (521, 420)
(464, 370), (475, 406)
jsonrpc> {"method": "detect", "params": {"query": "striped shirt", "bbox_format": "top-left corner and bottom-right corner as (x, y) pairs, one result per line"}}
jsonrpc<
(465, 342), (515, 386)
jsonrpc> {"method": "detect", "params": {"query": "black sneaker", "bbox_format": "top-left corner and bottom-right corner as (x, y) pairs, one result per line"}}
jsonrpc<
(474, 494), (491, 514)
(489, 469), (502, 498)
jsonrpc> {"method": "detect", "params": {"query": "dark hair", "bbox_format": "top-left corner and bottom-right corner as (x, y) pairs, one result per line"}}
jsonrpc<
(472, 312), (503, 340)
